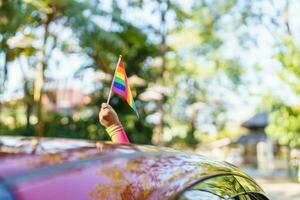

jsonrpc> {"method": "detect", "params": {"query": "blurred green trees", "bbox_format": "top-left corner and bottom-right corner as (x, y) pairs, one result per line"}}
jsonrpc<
(1, 0), (300, 149)
(267, 105), (300, 148)
(266, 36), (300, 149)
(0, 0), (160, 143)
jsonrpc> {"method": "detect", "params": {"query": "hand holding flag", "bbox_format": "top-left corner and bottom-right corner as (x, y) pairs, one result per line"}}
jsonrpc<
(107, 55), (139, 117)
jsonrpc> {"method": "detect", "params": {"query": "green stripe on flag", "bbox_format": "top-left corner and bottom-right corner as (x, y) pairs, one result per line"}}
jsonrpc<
(115, 76), (125, 85)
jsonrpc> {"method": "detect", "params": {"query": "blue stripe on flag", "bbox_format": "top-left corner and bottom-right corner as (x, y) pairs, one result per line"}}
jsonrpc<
(113, 82), (125, 91)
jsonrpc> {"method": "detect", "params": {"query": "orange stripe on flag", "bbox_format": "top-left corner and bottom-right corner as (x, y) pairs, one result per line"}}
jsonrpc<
(117, 67), (125, 74)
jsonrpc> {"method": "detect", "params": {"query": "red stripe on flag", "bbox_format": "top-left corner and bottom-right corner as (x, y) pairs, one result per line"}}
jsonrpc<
(119, 60), (124, 68)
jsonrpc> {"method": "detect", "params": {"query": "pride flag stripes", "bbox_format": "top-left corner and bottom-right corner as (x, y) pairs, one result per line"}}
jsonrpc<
(107, 56), (138, 117)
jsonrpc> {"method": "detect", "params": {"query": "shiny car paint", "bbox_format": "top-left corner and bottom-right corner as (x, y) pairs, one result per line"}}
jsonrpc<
(0, 136), (268, 200)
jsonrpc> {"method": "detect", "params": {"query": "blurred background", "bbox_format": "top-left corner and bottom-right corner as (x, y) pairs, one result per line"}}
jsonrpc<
(1, 0), (300, 199)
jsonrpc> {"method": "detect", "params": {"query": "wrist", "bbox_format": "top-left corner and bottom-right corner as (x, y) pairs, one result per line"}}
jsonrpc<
(106, 122), (121, 129)
(104, 120), (120, 129)
(106, 123), (124, 137)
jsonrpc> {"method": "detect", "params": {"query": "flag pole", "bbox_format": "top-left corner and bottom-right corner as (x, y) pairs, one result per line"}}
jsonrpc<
(107, 55), (122, 104)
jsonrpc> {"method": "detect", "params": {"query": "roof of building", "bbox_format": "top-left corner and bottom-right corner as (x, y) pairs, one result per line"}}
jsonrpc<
(241, 112), (269, 129)
(235, 131), (268, 145)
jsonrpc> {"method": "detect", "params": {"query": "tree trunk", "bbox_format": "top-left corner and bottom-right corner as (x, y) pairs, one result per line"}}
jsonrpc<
(35, 16), (51, 137)
(24, 80), (33, 128)
(0, 52), (8, 134)
(157, 98), (164, 145)
(18, 58), (33, 131)
(287, 145), (292, 176)
(298, 162), (300, 182)
(155, 0), (168, 146)
(284, 0), (292, 35)
(186, 110), (197, 145)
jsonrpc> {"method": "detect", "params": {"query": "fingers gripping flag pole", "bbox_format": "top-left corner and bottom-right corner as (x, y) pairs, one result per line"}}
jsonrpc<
(107, 55), (139, 117)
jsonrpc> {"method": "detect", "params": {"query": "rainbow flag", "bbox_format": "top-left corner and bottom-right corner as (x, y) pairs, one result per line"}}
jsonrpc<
(111, 57), (138, 116)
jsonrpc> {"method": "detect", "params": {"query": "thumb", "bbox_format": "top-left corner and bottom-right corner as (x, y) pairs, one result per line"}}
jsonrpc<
(101, 103), (110, 109)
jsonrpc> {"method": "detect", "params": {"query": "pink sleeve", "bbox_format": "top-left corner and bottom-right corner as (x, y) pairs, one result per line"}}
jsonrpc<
(106, 123), (130, 144)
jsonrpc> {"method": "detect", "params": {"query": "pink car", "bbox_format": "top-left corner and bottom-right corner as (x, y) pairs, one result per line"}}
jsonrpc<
(0, 136), (269, 200)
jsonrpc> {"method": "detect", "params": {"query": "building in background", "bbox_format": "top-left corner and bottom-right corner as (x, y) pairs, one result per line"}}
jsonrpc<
(43, 88), (87, 114)
(236, 113), (274, 171)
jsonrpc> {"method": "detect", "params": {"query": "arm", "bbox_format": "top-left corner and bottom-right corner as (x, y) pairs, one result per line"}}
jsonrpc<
(99, 103), (130, 144)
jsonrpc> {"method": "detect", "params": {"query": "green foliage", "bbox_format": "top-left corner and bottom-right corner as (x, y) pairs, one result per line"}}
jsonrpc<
(266, 105), (300, 148)
(266, 36), (300, 148)
(275, 36), (300, 94)
(163, 0), (245, 144)
(0, 0), (23, 37)
(43, 112), (107, 140)
(4, 0), (300, 148)
(0, 0), (161, 144)
(276, 37), (300, 77)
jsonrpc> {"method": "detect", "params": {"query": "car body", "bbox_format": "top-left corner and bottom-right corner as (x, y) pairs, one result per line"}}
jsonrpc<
(0, 136), (269, 200)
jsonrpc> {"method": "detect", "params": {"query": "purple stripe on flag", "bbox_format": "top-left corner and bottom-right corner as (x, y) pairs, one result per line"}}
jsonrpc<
(113, 87), (125, 97)
(113, 82), (126, 91)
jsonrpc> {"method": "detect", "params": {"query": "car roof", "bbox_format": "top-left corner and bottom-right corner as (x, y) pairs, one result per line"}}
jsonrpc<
(0, 136), (263, 200)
